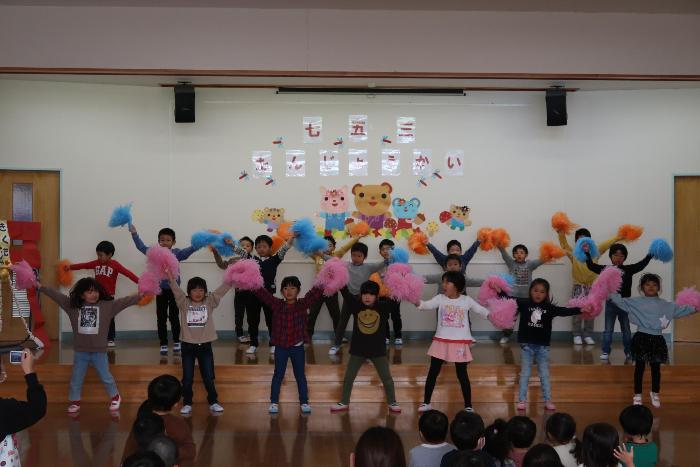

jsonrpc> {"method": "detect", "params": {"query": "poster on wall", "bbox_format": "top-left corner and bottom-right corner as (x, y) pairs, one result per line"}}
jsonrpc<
(445, 149), (464, 176)
(348, 115), (368, 142)
(381, 149), (401, 176)
(252, 150), (272, 178)
(412, 148), (433, 176)
(303, 116), (323, 144)
(319, 149), (340, 176)
(397, 116), (416, 143)
(285, 150), (306, 177)
(348, 148), (368, 176)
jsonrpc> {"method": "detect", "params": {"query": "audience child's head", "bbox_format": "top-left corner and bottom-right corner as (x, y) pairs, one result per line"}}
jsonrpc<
(581, 423), (619, 467)
(523, 444), (564, 467)
(574, 228), (591, 242)
(123, 451), (166, 467)
(639, 273), (661, 297)
(507, 416), (537, 451)
(446, 240), (463, 255)
(147, 374), (182, 413)
(444, 450), (490, 467)
(255, 235), (273, 257)
(444, 254), (463, 272)
(69, 277), (108, 308)
(418, 410), (449, 445)
(351, 426), (406, 467)
(239, 236), (254, 254)
(351, 242), (369, 265)
(483, 418), (510, 463)
(158, 228), (177, 249)
(146, 435), (179, 467)
(619, 405), (653, 441)
(450, 411), (485, 451)
(133, 412), (165, 450)
(529, 279), (552, 305)
(360, 281), (379, 306)
(608, 244), (628, 266)
(96, 240), (116, 263)
(281, 276), (302, 302)
(324, 235), (337, 255)
(186, 277), (207, 302)
(512, 244), (529, 263)
(442, 271), (466, 297)
(379, 239), (395, 260)
(545, 413), (580, 461)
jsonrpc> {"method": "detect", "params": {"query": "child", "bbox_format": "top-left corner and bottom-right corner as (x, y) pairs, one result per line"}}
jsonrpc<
(352, 426), (407, 467)
(68, 240), (139, 347)
(167, 271), (231, 414)
(609, 273), (696, 408)
(581, 423), (634, 467)
(439, 412), (494, 467)
(330, 281), (400, 413)
(427, 238), (480, 275)
(409, 410), (456, 467)
(585, 244), (652, 360)
(558, 227), (621, 345)
(130, 224), (199, 355)
(212, 235), (254, 343)
(497, 244), (543, 344)
(415, 271), (491, 413)
(483, 418), (514, 467)
(522, 444), (565, 467)
(619, 405), (657, 467)
(422, 254), (484, 293)
(505, 416), (536, 467)
(329, 242), (388, 355)
(370, 239), (403, 345)
(512, 279), (586, 411)
(251, 276), (324, 414)
(38, 277), (140, 413)
(545, 413), (580, 467)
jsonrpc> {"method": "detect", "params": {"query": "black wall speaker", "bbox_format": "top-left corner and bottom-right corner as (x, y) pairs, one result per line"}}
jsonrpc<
(174, 84), (195, 123)
(546, 88), (567, 126)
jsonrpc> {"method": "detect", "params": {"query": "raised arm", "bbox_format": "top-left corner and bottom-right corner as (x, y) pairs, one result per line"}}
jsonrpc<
(129, 225), (149, 255)
(498, 247), (515, 269)
(427, 242), (447, 268)
(558, 232), (573, 259)
(175, 244), (196, 261)
(584, 252), (605, 275)
(253, 287), (282, 310)
(597, 235), (621, 256)
(626, 254), (653, 275)
(112, 294), (142, 314)
(38, 286), (71, 311)
(207, 282), (233, 309)
(460, 240), (480, 270)
(298, 285), (325, 309)
(333, 236), (360, 258)
(211, 249), (228, 270)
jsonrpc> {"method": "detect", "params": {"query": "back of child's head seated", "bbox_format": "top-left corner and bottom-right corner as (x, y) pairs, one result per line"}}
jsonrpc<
(450, 411), (485, 451)
(507, 416), (537, 449)
(442, 271), (466, 294)
(444, 450), (491, 467)
(351, 242), (369, 258)
(134, 412), (165, 450)
(483, 418), (509, 462)
(96, 240), (116, 257)
(353, 426), (406, 467)
(418, 409), (449, 444)
(147, 374), (182, 412)
(146, 435), (179, 467)
(158, 228), (176, 242)
(619, 405), (653, 437)
(581, 423), (619, 467)
(186, 277), (207, 296)
(69, 277), (109, 308)
(522, 444), (564, 467)
(444, 254), (463, 271)
(281, 275), (301, 290)
(545, 412), (577, 445)
(123, 451), (166, 467)
(574, 228), (591, 241)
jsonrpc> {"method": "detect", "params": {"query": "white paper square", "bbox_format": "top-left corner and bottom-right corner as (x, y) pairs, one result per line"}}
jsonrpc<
(381, 149), (401, 176)
(319, 149), (340, 176)
(252, 151), (272, 178)
(348, 148), (368, 176)
(286, 150), (306, 177)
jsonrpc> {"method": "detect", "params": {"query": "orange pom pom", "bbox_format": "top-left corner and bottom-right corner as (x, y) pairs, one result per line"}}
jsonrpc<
(551, 212), (577, 235)
(478, 227), (495, 251)
(277, 222), (293, 241)
(271, 235), (285, 254)
(408, 231), (429, 255)
(491, 228), (510, 249)
(539, 241), (566, 263)
(349, 221), (370, 237)
(617, 224), (643, 241)
(138, 295), (155, 307)
(56, 259), (73, 287)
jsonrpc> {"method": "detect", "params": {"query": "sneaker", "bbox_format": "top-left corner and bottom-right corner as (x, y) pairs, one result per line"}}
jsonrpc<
(650, 392), (661, 408)
(109, 394), (122, 411)
(394, 338), (403, 345)
(417, 403), (432, 413)
(600, 353), (609, 360)
(268, 403), (279, 414)
(583, 337), (595, 345)
(330, 402), (349, 413)
(328, 345), (339, 356)
(573, 336), (583, 345)
(517, 400), (526, 411)
(180, 404), (192, 415)
(633, 394), (642, 405)
(464, 406), (474, 413)
(270, 346), (276, 355)
(209, 403), (224, 413)
(67, 401), (81, 413)
(544, 401), (557, 411)
(238, 335), (251, 343)
(300, 403), (312, 414)
(246, 345), (258, 354)
(388, 403), (402, 413)
(173, 342), (181, 353)
(499, 336), (510, 345)
(107, 340), (116, 348)
(160, 345), (168, 356)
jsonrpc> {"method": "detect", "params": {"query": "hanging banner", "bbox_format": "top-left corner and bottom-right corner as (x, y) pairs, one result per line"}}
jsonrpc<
(445, 150), (464, 176)
(303, 116), (323, 144)
(285, 150), (306, 177)
(0, 220), (10, 266)
(319, 149), (340, 176)
(252, 151), (272, 178)
(381, 149), (401, 176)
(10, 274), (30, 318)
(412, 149), (433, 176)
(397, 116), (416, 143)
(348, 114), (368, 142)
(348, 149), (368, 177)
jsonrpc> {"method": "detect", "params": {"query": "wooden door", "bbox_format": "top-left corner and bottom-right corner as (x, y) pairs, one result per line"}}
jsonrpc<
(0, 170), (60, 341)
(674, 176), (700, 342)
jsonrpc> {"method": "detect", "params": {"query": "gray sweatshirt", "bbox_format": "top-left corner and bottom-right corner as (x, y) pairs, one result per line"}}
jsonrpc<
(610, 294), (696, 336)
(347, 260), (388, 295)
(499, 247), (543, 298)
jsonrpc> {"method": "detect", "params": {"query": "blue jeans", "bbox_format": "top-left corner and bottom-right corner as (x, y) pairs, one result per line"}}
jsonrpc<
(519, 344), (551, 402)
(181, 341), (218, 405)
(271, 344), (308, 404)
(602, 300), (632, 356)
(69, 351), (118, 401)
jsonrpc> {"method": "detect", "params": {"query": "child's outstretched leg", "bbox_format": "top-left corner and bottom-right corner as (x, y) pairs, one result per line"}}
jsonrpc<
(288, 345), (310, 413)
(533, 345), (554, 410)
(633, 360), (645, 405)
(371, 356), (399, 413)
(246, 298), (263, 353)
(68, 352), (91, 412)
(650, 362), (661, 408)
(422, 357), (444, 411)
(332, 355), (363, 412)
(454, 362), (472, 410)
(91, 352), (120, 411)
(269, 346), (289, 414)
(518, 344), (535, 410)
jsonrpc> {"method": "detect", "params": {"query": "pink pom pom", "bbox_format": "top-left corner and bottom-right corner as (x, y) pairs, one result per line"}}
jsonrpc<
(384, 263), (424, 303)
(138, 270), (162, 296)
(566, 267), (622, 320)
(224, 259), (263, 290)
(486, 298), (518, 330)
(477, 275), (512, 306)
(10, 260), (37, 290)
(146, 246), (179, 279)
(676, 286), (700, 312)
(313, 258), (349, 297)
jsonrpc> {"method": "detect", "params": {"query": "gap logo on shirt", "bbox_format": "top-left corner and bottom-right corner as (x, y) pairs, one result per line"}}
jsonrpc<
(187, 305), (208, 327)
(95, 265), (115, 277)
(440, 304), (466, 328)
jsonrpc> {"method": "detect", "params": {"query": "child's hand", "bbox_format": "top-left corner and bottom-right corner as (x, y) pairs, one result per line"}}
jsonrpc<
(490, 284), (502, 293)
(581, 304), (593, 315)
(128, 224), (137, 234)
(20, 350), (35, 375)
(613, 444), (634, 467)
(582, 242), (590, 253)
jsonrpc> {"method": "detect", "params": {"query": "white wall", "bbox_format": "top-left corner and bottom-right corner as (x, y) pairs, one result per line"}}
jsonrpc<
(1, 79), (699, 336)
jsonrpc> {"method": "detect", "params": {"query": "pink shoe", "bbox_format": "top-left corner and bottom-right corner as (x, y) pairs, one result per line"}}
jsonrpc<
(67, 401), (81, 414)
(517, 400), (526, 411)
(109, 394), (122, 411)
(649, 392), (661, 408)
(544, 401), (557, 411)
(388, 403), (402, 414)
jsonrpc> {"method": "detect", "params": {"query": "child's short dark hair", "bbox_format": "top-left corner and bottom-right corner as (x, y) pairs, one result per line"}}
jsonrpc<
(450, 411), (485, 450)
(546, 413), (580, 461)
(522, 444), (564, 467)
(639, 273), (661, 292)
(133, 412), (165, 450)
(96, 240), (115, 256)
(512, 244), (528, 256)
(581, 423), (619, 467)
(609, 243), (628, 260)
(351, 242), (369, 258)
(360, 280), (380, 296)
(239, 236), (254, 246)
(69, 277), (109, 308)
(484, 418), (509, 462)
(186, 277), (207, 296)
(123, 451), (167, 467)
(419, 410), (449, 444)
(158, 228), (176, 241)
(446, 240), (462, 251)
(443, 271), (466, 293)
(444, 253), (463, 268)
(379, 239), (395, 249)
(354, 426), (406, 467)
(255, 235), (273, 247)
(281, 276), (301, 289)
(324, 235), (336, 247)
(619, 405), (653, 437)
(507, 416), (537, 449)
(147, 374), (182, 412)
(574, 228), (591, 241)
(146, 435), (179, 467)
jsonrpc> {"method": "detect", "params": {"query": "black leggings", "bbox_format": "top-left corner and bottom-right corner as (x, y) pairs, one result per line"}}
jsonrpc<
(424, 357), (471, 407)
(634, 360), (661, 393)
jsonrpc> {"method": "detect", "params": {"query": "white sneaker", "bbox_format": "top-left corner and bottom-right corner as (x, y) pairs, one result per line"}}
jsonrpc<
(573, 336), (583, 345)
(600, 353), (609, 360)
(300, 403), (312, 414)
(246, 345), (258, 354)
(180, 404), (192, 415)
(650, 392), (661, 408)
(238, 335), (250, 343)
(109, 395), (122, 411)
(173, 342), (181, 353)
(394, 338), (403, 345)
(328, 345), (339, 356)
(633, 394), (642, 405)
(268, 403), (279, 414)
(209, 403), (224, 413)
(270, 346), (276, 355)
(385, 338), (390, 345)
(160, 345), (168, 355)
(418, 403), (432, 413)
(107, 341), (116, 348)
(499, 336), (510, 345)
(584, 337), (595, 345)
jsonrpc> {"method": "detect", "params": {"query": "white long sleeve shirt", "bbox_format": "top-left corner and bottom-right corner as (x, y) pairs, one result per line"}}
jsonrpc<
(417, 294), (490, 342)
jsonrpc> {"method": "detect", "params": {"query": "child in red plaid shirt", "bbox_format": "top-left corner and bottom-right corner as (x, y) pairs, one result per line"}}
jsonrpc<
(253, 276), (324, 415)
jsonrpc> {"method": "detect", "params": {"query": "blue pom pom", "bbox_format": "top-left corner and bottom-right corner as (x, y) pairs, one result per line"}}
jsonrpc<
(213, 232), (238, 257)
(108, 203), (132, 228)
(648, 238), (673, 263)
(191, 230), (218, 250)
(291, 218), (327, 256)
(389, 247), (410, 264)
(574, 237), (599, 262)
(497, 273), (515, 288)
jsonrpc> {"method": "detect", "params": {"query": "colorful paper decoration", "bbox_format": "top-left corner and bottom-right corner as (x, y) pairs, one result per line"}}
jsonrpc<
(273, 136), (284, 148)
(238, 170), (250, 182)
(348, 149), (368, 177)
(445, 150), (464, 176)
(252, 151), (272, 178)
(320, 149), (340, 177)
(285, 150), (306, 177)
(412, 149), (433, 176)
(381, 149), (401, 176)
(334, 137), (344, 148)
(397, 116), (416, 143)
(348, 115), (368, 142)
(303, 116), (322, 144)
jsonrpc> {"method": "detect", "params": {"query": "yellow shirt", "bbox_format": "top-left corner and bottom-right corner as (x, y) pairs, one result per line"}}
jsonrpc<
(558, 232), (620, 286)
